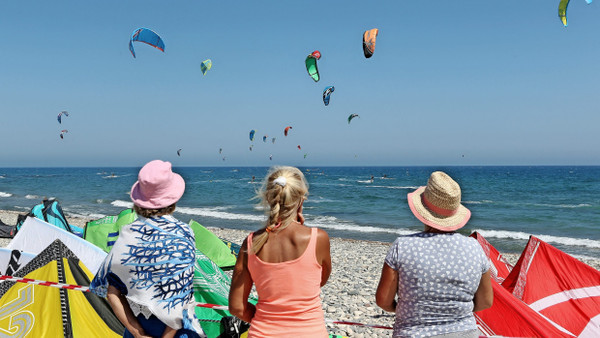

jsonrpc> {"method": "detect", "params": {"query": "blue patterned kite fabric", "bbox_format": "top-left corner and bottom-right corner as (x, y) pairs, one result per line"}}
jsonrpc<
(129, 28), (165, 58)
(91, 215), (204, 335)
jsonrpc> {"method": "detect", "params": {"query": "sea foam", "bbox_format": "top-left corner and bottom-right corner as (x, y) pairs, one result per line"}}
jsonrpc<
(111, 200), (133, 208)
(176, 206), (264, 222)
(474, 229), (600, 249)
(307, 215), (415, 236)
(0, 192), (12, 198)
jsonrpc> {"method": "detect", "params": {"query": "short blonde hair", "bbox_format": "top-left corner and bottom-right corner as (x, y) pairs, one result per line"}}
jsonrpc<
(252, 166), (308, 253)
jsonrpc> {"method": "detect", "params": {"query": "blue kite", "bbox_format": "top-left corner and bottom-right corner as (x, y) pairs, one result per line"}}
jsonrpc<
(323, 86), (335, 106)
(129, 28), (165, 58)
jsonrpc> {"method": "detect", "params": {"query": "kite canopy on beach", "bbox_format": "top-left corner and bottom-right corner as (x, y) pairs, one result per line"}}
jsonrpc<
(129, 28), (165, 58)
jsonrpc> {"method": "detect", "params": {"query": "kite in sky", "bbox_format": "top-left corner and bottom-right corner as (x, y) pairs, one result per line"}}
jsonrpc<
(348, 114), (360, 124)
(177, 149), (182, 156)
(272, 137), (276, 144)
(59, 130), (68, 139)
(558, 0), (592, 26)
(305, 51), (321, 82)
(363, 28), (379, 58)
(201, 59), (212, 75)
(263, 135), (268, 142)
(323, 86), (335, 106)
(57, 111), (69, 124)
(297, 145), (301, 150)
(129, 28), (165, 58)
(249, 130), (256, 141)
(284, 126), (292, 136)
(219, 148), (223, 154)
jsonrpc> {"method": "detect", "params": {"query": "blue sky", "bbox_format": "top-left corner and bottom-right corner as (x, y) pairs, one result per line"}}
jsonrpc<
(1, 1), (599, 167)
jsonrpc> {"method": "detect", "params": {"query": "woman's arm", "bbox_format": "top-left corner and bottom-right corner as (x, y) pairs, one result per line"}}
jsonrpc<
(375, 263), (398, 312)
(473, 270), (493, 312)
(228, 238), (256, 323)
(316, 229), (332, 287)
(161, 326), (177, 338)
(106, 285), (151, 338)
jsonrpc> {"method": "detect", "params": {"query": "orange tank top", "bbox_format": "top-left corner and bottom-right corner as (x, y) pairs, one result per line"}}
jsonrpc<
(247, 227), (327, 338)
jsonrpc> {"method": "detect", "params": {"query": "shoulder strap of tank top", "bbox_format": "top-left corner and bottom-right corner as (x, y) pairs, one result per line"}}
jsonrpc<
(307, 227), (318, 258)
(247, 232), (254, 255)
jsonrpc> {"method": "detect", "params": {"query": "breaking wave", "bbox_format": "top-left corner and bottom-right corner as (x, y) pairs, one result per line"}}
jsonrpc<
(473, 229), (600, 249)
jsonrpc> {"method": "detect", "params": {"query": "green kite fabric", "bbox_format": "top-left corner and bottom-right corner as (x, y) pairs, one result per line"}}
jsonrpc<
(193, 249), (257, 337)
(189, 220), (237, 269)
(84, 209), (136, 253)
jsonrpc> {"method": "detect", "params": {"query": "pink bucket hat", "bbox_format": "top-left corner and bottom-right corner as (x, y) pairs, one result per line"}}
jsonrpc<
(130, 160), (185, 209)
(407, 171), (471, 231)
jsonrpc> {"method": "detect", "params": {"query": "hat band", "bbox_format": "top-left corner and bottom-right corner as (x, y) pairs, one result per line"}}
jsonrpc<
(422, 194), (458, 217)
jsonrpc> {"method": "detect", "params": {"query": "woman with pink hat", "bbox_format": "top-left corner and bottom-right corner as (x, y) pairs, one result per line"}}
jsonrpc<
(91, 160), (205, 338)
(375, 171), (493, 337)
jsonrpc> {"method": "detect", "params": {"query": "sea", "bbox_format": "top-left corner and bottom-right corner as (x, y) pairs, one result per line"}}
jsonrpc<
(0, 166), (599, 259)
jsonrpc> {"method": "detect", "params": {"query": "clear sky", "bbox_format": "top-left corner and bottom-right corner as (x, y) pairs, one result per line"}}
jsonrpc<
(1, 1), (599, 167)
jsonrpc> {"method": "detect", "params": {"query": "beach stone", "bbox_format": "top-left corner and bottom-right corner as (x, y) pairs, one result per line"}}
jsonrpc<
(327, 306), (337, 313)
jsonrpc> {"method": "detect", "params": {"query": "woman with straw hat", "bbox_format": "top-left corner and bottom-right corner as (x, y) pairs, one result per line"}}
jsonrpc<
(375, 171), (492, 337)
(91, 160), (205, 338)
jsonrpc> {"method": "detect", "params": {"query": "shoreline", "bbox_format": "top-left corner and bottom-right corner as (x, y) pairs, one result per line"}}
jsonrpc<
(1, 210), (599, 337)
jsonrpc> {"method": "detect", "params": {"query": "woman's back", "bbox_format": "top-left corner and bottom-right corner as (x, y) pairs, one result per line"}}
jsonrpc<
(254, 222), (312, 263)
(247, 226), (327, 337)
(385, 232), (489, 336)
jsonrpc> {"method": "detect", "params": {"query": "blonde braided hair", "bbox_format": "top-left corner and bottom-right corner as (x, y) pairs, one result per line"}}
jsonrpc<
(252, 166), (308, 254)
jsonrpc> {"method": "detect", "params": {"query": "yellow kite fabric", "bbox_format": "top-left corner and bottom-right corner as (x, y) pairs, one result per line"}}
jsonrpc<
(0, 240), (123, 338)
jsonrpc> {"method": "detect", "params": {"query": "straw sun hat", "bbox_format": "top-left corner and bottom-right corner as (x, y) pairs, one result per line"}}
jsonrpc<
(130, 160), (185, 209)
(407, 171), (471, 231)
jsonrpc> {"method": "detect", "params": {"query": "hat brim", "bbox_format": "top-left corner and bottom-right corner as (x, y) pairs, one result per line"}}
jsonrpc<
(130, 173), (185, 209)
(407, 186), (471, 231)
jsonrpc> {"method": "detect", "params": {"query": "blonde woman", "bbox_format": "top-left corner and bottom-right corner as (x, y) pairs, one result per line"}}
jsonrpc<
(229, 166), (332, 337)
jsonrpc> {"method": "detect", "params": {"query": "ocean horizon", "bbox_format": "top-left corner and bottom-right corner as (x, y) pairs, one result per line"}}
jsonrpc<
(1, 165), (599, 260)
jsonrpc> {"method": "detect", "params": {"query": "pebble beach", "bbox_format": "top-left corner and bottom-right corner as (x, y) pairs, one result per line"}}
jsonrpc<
(1, 209), (599, 337)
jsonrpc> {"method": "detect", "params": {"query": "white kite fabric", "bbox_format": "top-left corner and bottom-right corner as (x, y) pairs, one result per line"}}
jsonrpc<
(8, 217), (106, 274)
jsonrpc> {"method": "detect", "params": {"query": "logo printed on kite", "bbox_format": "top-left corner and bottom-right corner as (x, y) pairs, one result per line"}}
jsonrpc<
(0, 284), (35, 337)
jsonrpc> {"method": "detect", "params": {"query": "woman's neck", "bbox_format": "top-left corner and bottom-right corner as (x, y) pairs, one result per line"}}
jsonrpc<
(424, 225), (454, 234)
